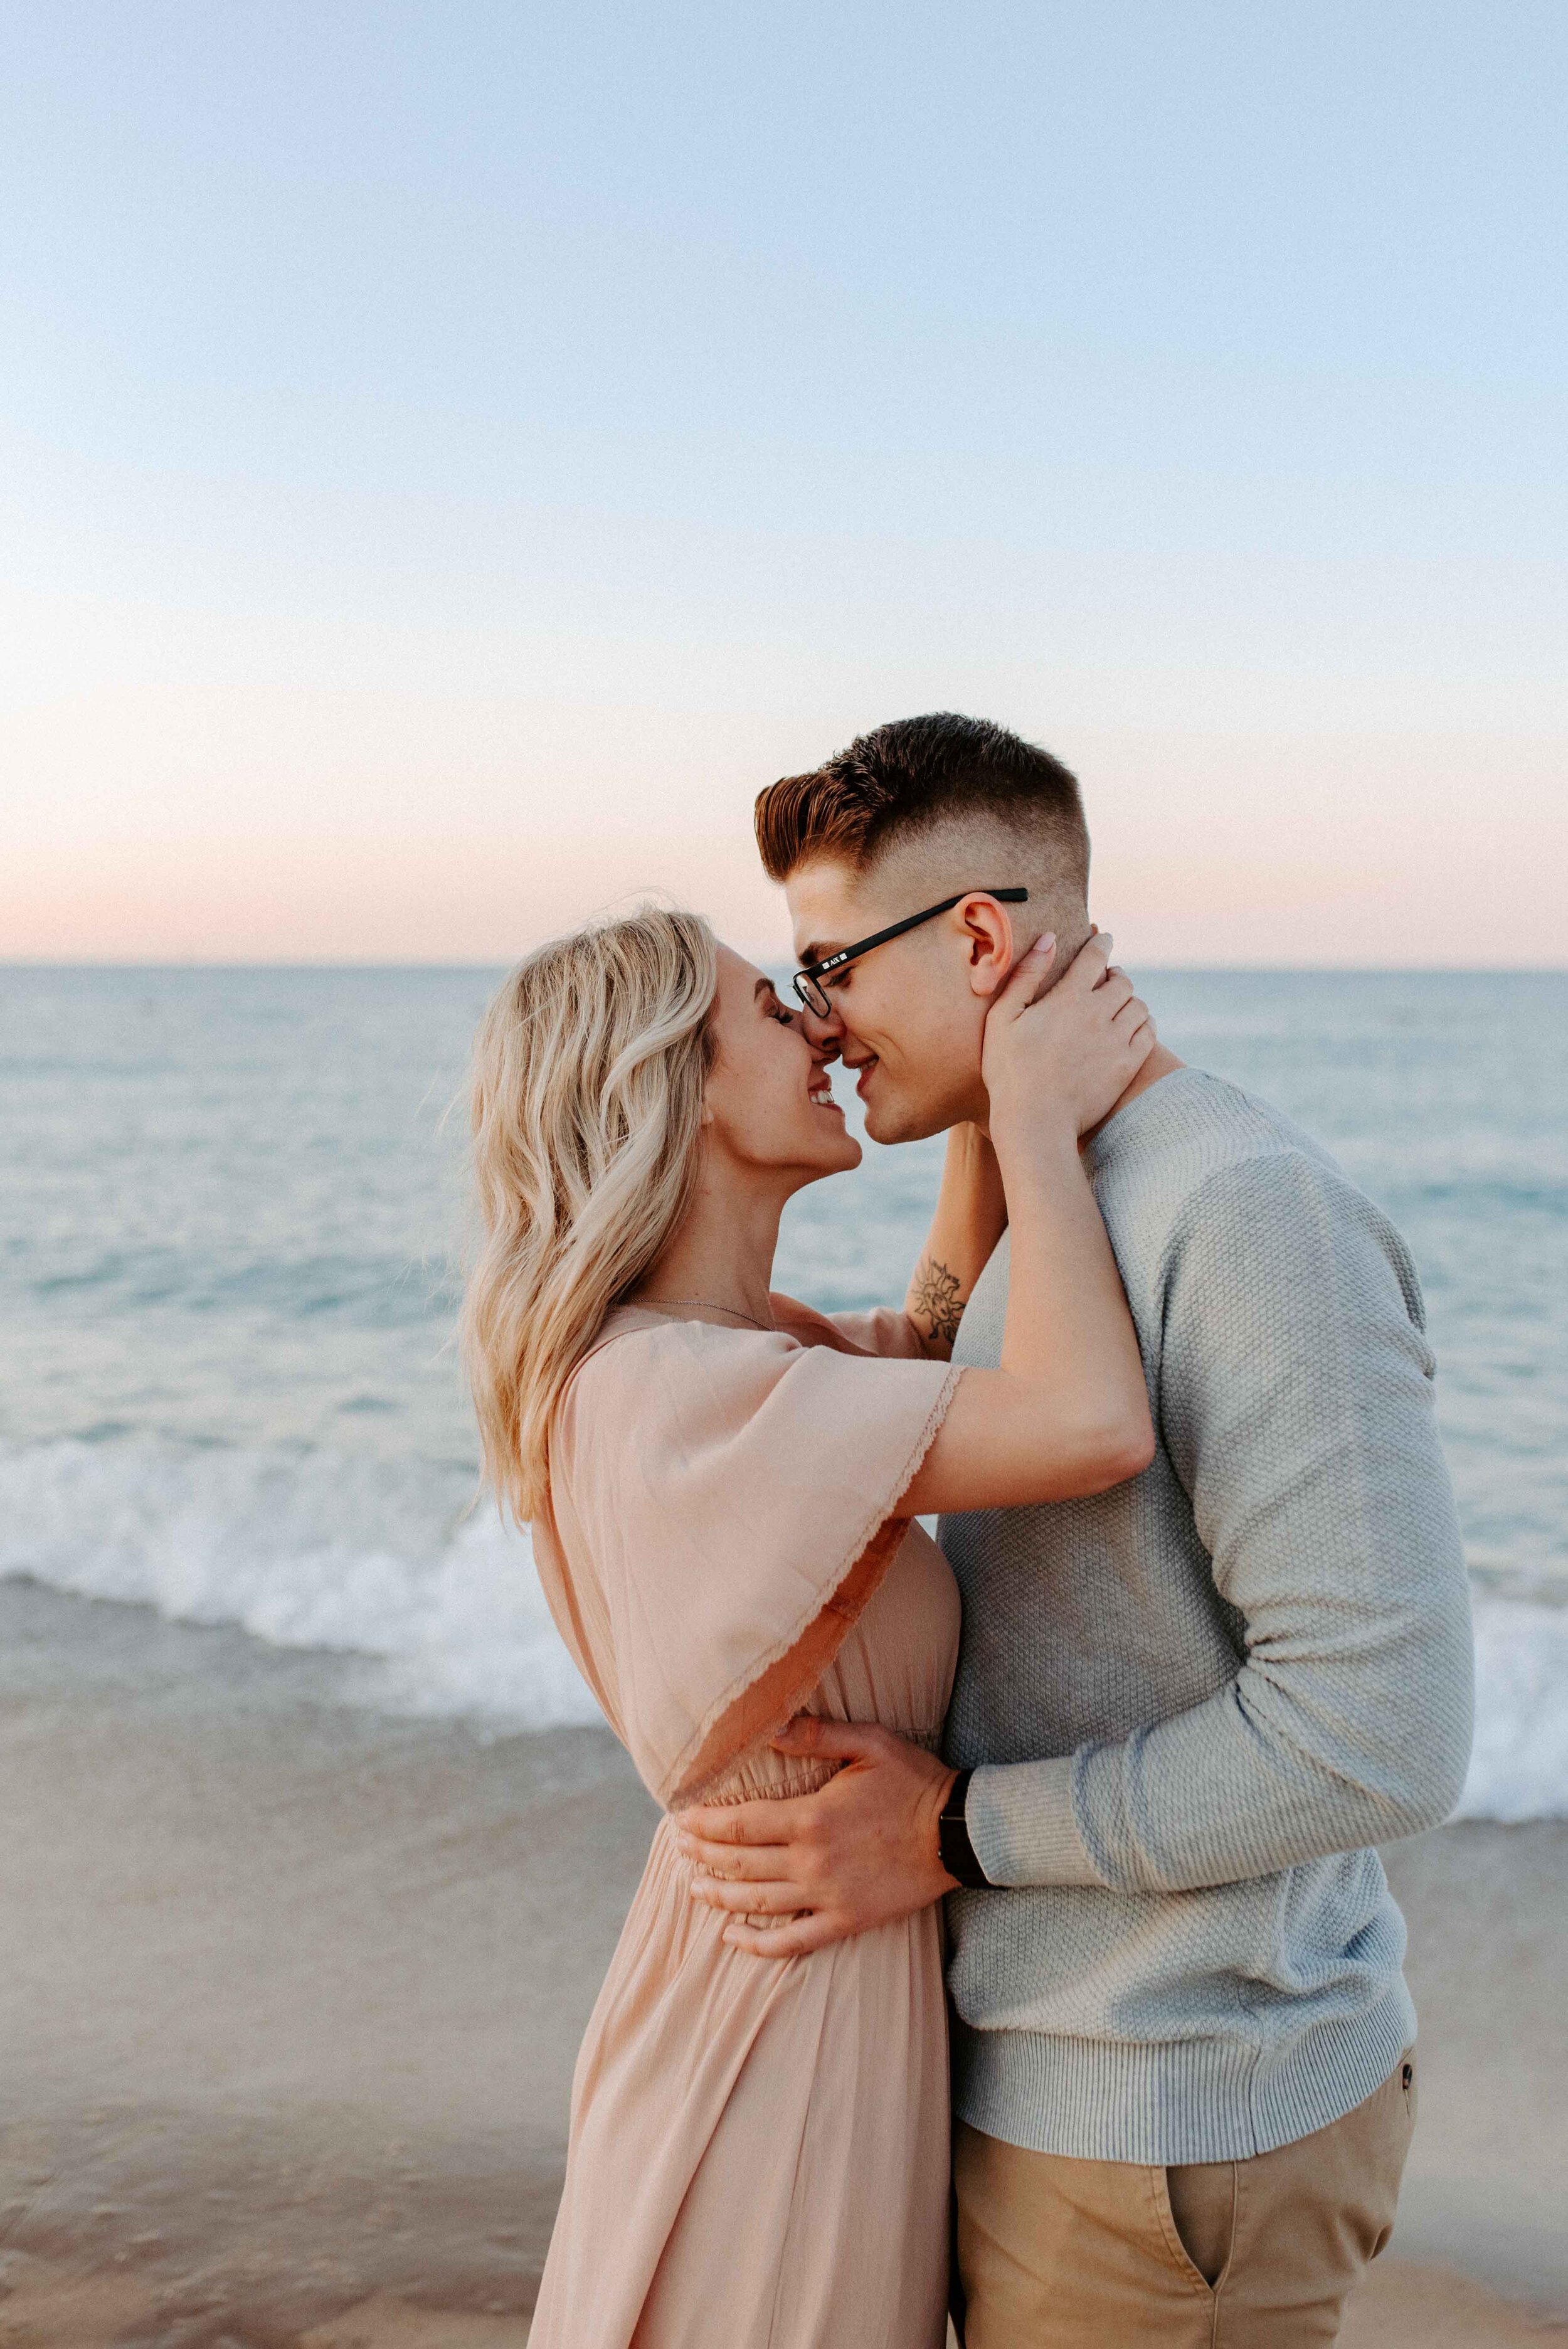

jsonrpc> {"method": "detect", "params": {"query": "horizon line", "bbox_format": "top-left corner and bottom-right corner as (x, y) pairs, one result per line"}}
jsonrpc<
(4, 958), (1567, 979)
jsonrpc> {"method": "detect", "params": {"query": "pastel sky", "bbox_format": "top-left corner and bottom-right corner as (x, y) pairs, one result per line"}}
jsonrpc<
(3, 3), (1565, 967)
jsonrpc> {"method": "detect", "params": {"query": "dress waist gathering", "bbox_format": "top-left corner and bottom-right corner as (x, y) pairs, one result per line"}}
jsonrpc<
(671, 1721), (947, 1813)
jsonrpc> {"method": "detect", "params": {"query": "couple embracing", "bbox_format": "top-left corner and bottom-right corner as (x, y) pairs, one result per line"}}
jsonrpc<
(463, 715), (1474, 2348)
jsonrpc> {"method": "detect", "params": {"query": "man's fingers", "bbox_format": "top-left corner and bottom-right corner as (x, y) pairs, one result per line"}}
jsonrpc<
(721, 1911), (855, 1959)
(678, 1798), (805, 1845)
(771, 1715), (889, 1764)
(677, 1833), (790, 1879)
(688, 1875), (807, 1916)
(679, 1712), (894, 1847)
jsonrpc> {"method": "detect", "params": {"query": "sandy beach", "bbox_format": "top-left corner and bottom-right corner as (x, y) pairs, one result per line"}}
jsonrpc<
(0, 1578), (1562, 2348)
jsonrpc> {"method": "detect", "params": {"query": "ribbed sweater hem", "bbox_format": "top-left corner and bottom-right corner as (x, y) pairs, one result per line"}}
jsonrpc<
(951, 1980), (1417, 2165)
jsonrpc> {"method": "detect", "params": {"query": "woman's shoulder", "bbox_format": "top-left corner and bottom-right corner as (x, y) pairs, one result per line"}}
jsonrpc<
(563, 1307), (800, 1426)
(558, 1305), (952, 1498)
(581, 1303), (800, 1369)
(551, 1309), (810, 1512)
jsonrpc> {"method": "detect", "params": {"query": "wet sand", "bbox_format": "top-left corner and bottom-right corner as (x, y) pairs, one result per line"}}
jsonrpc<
(0, 1579), (1562, 2347)
(0, 1579), (654, 2344)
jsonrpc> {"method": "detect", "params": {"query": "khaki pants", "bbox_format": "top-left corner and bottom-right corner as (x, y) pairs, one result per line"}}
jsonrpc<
(954, 2054), (1416, 2348)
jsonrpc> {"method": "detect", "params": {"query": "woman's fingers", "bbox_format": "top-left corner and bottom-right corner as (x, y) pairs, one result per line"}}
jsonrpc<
(1090, 968), (1135, 1018)
(982, 926), (1152, 1145)
(993, 929), (1132, 1042)
(997, 931), (1113, 1036)
(1062, 930), (1113, 996)
(987, 930), (1057, 1020)
(1111, 997), (1155, 1054)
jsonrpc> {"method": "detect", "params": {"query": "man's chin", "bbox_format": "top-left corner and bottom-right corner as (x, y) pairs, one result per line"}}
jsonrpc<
(862, 1093), (948, 1148)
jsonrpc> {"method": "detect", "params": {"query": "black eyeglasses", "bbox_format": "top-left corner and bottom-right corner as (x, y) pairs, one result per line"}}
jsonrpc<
(791, 888), (1028, 1019)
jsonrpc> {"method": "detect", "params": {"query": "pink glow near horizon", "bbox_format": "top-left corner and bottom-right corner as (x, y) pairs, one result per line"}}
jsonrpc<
(6, 707), (1564, 969)
(6, 635), (1566, 965)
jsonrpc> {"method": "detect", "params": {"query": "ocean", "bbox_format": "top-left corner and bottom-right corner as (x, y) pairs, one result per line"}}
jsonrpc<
(2, 965), (1564, 1820)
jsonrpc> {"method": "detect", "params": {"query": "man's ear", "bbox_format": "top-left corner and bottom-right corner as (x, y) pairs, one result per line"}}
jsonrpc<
(957, 894), (1018, 1000)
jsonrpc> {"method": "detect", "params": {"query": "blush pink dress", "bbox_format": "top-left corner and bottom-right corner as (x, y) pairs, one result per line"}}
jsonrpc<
(526, 1300), (963, 2349)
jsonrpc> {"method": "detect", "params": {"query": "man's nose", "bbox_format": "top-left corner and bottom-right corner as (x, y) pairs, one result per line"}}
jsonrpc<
(802, 1000), (844, 1056)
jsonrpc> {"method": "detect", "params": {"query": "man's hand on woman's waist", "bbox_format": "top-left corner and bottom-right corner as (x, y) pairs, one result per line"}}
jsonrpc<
(677, 1717), (961, 1958)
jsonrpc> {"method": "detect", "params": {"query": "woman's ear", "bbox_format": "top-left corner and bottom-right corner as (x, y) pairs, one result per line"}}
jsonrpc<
(959, 894), (1017, 1000)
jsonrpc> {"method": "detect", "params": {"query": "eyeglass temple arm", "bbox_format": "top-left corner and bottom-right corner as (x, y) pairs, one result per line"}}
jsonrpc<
(800, 886), (1027, 980)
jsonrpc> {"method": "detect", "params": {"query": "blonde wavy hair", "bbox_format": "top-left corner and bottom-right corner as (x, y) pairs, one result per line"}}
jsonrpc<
(462, 907), (719, 1521)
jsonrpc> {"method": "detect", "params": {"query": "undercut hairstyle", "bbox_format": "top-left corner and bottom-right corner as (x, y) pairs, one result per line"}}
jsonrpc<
(755, 713), (1089, 894)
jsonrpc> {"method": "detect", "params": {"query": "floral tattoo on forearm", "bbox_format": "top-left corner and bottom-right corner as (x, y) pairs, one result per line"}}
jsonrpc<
(911, 1258), (965, 1350)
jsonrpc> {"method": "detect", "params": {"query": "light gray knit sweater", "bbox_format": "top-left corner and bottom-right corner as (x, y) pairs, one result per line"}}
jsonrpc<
(940, 1067), (1475, 2165)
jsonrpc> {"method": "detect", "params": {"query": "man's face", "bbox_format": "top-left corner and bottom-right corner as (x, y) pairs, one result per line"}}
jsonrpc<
(783, 858), (1005, 1143)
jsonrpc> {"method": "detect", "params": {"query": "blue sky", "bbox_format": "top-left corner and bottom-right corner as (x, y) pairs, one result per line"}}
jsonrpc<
(3, 3), (1565, 962)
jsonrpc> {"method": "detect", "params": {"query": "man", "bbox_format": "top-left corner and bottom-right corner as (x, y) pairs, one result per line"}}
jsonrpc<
(678, 713), (1474, 2346)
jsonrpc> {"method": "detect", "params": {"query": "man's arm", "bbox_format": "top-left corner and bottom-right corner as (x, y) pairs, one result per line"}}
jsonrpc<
(682, 1150), (1474, 1948)
(967, 1150), (1475, 1894)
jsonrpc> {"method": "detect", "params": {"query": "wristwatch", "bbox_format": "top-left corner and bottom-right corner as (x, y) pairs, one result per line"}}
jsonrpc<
(938, 1768), (993, 1889)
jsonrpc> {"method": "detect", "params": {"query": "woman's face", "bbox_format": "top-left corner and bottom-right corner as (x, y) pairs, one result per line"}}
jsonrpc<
(702, 945), (861, 1187)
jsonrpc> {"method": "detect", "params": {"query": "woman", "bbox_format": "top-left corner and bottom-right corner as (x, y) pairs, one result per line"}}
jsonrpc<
(462, 907), (1154, 2348)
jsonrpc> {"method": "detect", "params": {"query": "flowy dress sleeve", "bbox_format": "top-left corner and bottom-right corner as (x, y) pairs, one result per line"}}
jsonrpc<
(531, 1310), (960, 1810)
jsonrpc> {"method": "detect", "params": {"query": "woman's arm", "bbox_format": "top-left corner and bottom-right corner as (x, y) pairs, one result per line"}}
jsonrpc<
(769, 1128), (1005, 1361)
(904, 1124), (1008, 1358)
(901, 935), (1157, 1515)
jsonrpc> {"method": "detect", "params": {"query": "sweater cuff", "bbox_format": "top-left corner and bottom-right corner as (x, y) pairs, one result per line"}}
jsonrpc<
(967, 1758), (1105, 1888)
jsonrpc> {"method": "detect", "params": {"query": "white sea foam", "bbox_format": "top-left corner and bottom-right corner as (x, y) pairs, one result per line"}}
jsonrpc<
(2, 1436), (1565, 1818)
(0, 1437), (600, 1729)
(1454, 1597), (1568, 1823)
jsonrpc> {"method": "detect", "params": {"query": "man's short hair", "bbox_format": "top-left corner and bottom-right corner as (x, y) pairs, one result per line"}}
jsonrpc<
(755, 712), (1089, 893)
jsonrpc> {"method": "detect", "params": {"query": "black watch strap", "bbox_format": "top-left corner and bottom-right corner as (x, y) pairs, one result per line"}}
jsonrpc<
(938, 1767), (993, 1889)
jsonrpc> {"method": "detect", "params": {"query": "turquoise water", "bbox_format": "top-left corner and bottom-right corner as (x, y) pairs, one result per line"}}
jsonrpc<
(1, 966), (1564, 1808)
